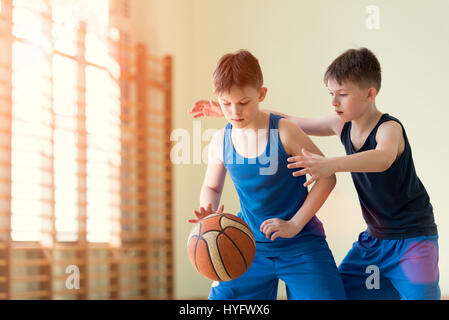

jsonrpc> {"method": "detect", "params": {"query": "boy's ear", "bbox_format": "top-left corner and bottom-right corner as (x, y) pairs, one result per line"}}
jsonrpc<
(366, 87), (377, 102)
(258, 87), (268, 102)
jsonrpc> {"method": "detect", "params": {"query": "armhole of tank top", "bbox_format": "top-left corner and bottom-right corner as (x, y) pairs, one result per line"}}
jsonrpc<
(274, 116), (291, 159)
(375, 117), (406, 142)
(375, 117), (408, 163)
(222, 124), (231, 165)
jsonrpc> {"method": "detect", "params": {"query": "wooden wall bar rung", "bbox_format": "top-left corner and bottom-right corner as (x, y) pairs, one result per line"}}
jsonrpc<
(121, 295), (145, 300)
(87, 272), (118, 280)
(120, 270), (146, 278)
(11, 290), (50, 299)
(53, 245), (85, 251)
(53, 289), (86, 296)
(88, 285), (119, 294)
(121, 283), (147, 291)
(12, 259), (50, 267)
(53, 274), (85, 282)
(12, 275), (50, 283)
(53, 259), (85, 266)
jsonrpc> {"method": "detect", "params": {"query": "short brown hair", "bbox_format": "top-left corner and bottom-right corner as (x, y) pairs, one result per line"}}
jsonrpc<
(324, 48), (381, 92)
(213, 50), (263, 94)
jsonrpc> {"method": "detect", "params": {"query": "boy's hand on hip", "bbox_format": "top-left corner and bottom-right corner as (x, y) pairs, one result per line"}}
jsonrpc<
(188, 100), (223, 118)
(260, 218), (302, 241)
(287, 148), (336, 187)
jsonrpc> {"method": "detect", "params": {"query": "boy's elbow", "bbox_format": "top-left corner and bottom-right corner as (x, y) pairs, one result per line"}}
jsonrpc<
(381, 162), (392, 172)
(328, 174), (337, 190)
(202, 184), (222, 195)
(380, 156), (396, 172)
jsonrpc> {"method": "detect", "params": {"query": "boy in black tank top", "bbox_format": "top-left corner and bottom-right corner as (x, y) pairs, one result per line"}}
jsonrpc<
(190, 48), (439, 300)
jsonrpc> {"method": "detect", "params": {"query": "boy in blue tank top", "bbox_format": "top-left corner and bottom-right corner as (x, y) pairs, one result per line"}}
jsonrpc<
(188, 50), (346, 299)
(190, 48), (439, 300)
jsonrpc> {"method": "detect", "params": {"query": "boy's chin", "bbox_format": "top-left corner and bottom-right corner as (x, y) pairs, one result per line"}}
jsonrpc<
(229, 119), (246, 127)
(232, 122), (248, 128)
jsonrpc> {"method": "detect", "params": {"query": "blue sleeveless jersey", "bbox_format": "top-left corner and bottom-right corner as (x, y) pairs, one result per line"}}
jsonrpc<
(223, 113), (327, 256)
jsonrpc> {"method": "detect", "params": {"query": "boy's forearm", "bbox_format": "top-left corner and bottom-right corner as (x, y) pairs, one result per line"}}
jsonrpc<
(290, 175), (336, 231)
(199, 186), (222, 211)
(331, 149), (392, 173)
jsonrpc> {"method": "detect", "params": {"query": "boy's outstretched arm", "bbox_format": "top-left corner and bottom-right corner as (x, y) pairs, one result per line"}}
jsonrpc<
(188, 129), (227, 223)
(263, 109), (344, 137)
(260, 119), (336, 241)
(288, 121), (404, 185)
(189, 100), (344, 137)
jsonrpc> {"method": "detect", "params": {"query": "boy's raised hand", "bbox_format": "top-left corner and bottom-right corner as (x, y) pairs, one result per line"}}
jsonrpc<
(189, 100), (224, 118)
(287, 148), (336, 187)
(188, 203), (224, 224)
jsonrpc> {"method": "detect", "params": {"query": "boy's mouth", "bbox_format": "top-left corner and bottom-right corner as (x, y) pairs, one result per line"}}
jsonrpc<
(232, 118), (244, 122)
(335, 111), (343, 115)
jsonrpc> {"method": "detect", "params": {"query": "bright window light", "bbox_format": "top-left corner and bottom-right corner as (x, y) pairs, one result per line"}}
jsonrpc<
(11, 0), (119, 243)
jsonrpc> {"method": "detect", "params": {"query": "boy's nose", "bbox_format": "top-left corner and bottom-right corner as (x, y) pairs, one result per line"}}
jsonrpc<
(332, 97), (340, 107)
(231, 104), (243, 115)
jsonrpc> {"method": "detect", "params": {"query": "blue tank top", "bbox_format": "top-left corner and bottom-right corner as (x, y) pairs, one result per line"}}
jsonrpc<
(223, 113), (327, 256)
(340, 113), (438, 239)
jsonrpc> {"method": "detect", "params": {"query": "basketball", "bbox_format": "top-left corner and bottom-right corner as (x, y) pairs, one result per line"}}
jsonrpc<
(187, 212), (256, 281)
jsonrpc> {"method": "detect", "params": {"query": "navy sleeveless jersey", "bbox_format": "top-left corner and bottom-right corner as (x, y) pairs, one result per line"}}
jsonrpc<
(223, 113), (327, 256)
(340, 113), (437, 239)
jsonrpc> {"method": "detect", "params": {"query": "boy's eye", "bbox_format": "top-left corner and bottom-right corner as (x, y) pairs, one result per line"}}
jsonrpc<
(223, 102), (231, 106)
(240, 101), (249, 105)
(340, 94), (347, 97)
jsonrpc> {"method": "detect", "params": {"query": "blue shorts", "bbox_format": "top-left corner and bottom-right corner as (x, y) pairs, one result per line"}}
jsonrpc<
(209, 241), (346, 300)
(339, 231), (440, 300)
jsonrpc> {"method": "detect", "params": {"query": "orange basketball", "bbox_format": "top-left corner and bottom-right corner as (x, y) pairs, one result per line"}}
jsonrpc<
(187, 212), (256, 281)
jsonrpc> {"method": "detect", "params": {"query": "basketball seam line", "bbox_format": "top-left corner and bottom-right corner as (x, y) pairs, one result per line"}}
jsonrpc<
(223, 225), (256, 267)
(203, 232), (225, 281)
(197, 229), (233, 281)
(218, 215), (234, 281)
(193, 221), (203, 276)
(221, 227), (249, 271)
(214, 233), (233, 281)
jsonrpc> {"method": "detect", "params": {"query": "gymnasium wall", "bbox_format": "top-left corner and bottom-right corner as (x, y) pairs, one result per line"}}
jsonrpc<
(131, 0), (449, 299)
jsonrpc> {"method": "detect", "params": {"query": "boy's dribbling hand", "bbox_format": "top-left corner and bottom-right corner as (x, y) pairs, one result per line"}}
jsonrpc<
(287, 148), (336, 187)
(260, 218), (302, 241)
(188, 203), (224, 224)
(188, 100), (223, 118)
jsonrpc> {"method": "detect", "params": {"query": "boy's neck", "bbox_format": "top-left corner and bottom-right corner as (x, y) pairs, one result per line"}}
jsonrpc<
(351, 102), (382, 133)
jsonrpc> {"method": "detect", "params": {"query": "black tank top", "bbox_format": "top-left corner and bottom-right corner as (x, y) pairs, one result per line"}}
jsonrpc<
(340, 113), (437, 239)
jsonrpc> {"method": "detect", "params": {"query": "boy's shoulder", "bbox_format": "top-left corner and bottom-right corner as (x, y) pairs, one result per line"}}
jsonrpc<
(370, 113), (405, 143)
(375, 116), (405, 155)
(277, 118), (307, 155)
(207, 128), (226, 164)
(377, 118), (403, 134)
(278, 117), (302, 138)
(211, 127), (226, 148)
